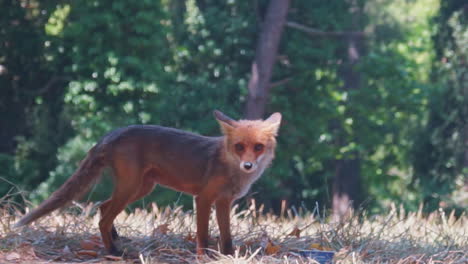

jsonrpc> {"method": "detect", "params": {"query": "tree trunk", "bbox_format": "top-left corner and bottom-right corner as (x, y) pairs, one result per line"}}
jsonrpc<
(464, 121), (468, 190)
(333, 158), (361, 219)
(244, 0), (290, 119)
(332, 2), (364, 221)
(464, 66), (468, 191)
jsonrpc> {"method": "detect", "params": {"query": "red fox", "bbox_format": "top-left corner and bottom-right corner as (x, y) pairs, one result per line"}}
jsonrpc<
(15, 110), (281, 256)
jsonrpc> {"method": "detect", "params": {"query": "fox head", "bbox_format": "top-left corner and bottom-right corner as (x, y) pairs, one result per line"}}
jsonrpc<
(214, 110), (281, 174)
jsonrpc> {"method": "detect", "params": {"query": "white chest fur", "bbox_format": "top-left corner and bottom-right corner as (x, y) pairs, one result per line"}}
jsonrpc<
(231, 163), (267, 199)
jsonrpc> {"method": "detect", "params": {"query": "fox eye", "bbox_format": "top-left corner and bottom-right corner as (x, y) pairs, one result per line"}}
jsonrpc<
(235, 143), (245, 152)
(254, 143), (264, 152)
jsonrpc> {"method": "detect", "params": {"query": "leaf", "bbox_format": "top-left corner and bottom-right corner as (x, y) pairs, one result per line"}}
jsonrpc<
(80, 239), (101, 250)
(265, 241), (281, 255)
(76, 250), (98, 258)
(310, 243), (334, 251)
(288, 227), (301, 238)
(310, 243), (324, 250)
(152, 223), (170, 235)
(17, 244), (37, 259)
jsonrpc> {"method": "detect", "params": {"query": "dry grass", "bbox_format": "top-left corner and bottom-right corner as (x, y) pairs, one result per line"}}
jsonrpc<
(0, 199), (466, 264)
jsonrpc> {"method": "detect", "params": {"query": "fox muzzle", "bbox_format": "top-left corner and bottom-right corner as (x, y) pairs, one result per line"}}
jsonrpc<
(240, 161), (257, 173)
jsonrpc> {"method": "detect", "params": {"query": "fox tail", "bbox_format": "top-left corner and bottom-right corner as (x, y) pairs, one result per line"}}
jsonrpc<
(15, 145), (106, 227)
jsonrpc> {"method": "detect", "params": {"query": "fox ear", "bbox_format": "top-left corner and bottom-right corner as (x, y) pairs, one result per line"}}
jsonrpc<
(264, 112), (282, 136)
(213, 110), (237, 134)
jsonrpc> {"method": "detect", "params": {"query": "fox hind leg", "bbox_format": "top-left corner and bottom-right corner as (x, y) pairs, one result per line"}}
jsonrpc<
(99, 163), (144, 256)
(99, 178), (156, 241)
(99, 199), (120, 240)
(99, 196), (135, 255)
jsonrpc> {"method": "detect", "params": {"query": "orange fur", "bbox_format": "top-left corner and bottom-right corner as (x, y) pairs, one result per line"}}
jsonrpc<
(16, 110), (281, 256)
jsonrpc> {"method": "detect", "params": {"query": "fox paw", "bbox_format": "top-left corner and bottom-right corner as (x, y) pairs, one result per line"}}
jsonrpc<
(108, 245), (125, 257)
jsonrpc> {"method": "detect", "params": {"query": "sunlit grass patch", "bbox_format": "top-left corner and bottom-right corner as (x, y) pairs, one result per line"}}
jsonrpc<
(0, 199), (466, 263)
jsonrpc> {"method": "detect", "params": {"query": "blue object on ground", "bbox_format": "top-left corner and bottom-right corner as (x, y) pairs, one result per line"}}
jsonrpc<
(298, 250), (335, 264)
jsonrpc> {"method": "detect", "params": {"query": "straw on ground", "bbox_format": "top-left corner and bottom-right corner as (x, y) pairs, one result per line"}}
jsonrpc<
(0, 201), (466, 263)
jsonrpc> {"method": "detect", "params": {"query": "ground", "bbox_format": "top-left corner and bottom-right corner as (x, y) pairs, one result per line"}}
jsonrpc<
(0, 201), (466, 263)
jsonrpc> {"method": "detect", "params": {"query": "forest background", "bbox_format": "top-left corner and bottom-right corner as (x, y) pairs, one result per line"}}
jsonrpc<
(1, 0), (466, 217)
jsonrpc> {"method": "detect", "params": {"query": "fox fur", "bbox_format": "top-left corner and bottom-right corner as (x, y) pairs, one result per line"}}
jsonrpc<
(15, 110), (281, 256)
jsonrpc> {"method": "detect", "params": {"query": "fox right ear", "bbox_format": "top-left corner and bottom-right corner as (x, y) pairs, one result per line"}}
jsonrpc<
(214, 110), (237, 134)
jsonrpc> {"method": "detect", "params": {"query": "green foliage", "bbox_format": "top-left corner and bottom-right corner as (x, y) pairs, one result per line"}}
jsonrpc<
(412, 4), (467, 211)
(0, 153), (40, 198)
(257, 0), (438, 212)
(0, 0), (71, 196)
(30, 136), (93, 202)
(30, 0), (257, 208)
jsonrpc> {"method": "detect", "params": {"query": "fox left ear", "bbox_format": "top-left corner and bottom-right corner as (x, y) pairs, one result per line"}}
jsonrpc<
(264, 112), (282, 136)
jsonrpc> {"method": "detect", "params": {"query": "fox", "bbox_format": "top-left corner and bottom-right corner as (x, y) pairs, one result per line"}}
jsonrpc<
(15, 110), (281, 256)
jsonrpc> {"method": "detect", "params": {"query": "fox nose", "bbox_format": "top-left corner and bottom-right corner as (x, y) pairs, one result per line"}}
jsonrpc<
(243, 162), (253, 170)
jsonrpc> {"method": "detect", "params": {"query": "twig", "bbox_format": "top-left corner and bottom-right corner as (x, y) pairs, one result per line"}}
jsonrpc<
(269, 77), (292, 89)
(286, 21), (366, 38)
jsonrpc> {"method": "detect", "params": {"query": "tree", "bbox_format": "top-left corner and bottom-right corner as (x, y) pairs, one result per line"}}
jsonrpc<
(275, 0), (435, 214)
(244, 0), (291, 119)
(412, 0), (467, 211)
(285, 0), (367, 219)
(2, 0), (446, 214)
(332, 0), (366, 220)
(0, 0), (71, 196)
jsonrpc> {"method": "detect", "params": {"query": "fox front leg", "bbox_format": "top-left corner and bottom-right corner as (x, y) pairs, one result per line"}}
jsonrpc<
(215, 197), (234, 255)
(195, 195), (214, 255)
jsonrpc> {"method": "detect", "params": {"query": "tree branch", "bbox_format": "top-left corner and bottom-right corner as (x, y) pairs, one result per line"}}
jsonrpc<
(286, 21), (366, 38)
(269, 77), (292, 89)
(25, 76), (71, 96)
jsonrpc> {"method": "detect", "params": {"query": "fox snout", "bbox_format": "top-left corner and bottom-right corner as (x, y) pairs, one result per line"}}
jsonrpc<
(240, 161), (257, 173)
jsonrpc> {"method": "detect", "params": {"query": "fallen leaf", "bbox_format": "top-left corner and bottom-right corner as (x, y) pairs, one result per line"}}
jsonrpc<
(76, 250), (98, 258)
(265, 241), (281, 255)
(18, 244), (37, 259)
(104, 255), (123, 261)
(152, 223), (170, 235)
(80, 239), (101, 250)
(288, 227), (302, 238)
(6, 252), (20, 261)
(310, 243), (333, 251)
(89, 235), (102, 243)
(310, 243), (324, 250)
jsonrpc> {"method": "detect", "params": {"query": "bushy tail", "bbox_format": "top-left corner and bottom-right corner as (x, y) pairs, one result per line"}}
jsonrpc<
(15, 145), (106, 227)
